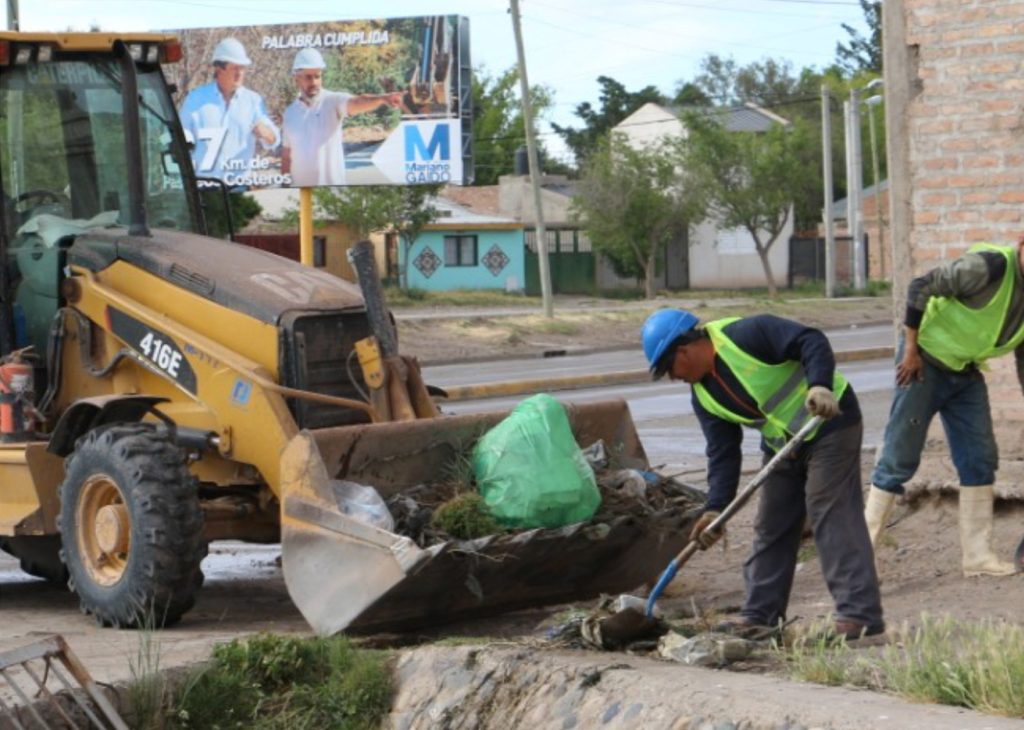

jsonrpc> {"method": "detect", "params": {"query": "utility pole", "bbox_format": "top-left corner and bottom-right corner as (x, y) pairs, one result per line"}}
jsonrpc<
(509, 0), (553, 317)
(821, 84), (836, 298)
(845, 88), (866, 292)
(6, 0), (18, 30)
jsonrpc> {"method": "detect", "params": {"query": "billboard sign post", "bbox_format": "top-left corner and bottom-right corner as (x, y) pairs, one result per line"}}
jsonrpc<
(169, 16), (471, 192)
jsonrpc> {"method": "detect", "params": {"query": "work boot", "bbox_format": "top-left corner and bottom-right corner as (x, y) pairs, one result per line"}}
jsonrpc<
(864, 485), (897, 549)
(959, 486), (1018, 577)
(825, 618), (886, 643)
(713, 618), (780, 641)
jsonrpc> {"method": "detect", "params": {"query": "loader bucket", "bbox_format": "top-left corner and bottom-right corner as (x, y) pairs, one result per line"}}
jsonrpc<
(281, 399), (704, 635)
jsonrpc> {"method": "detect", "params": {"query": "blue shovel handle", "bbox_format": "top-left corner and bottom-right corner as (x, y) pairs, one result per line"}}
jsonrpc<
(644, 415), (823, 618)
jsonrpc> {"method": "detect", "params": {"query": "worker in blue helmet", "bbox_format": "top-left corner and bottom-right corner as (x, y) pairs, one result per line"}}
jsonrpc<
(641, 309), (883, 641)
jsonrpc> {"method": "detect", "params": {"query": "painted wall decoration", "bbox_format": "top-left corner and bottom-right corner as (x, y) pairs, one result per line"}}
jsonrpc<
(413, 246), (442, 278)
(482, 244), (510, 276)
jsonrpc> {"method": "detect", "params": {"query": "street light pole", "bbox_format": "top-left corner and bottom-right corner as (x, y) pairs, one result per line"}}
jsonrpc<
(864, 78), (885, 283)
(821, 84), (836, 298)
(845, 87), (866, 292)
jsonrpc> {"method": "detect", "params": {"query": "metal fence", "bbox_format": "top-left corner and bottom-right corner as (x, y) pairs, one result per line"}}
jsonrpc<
(788, 235), (868, 289)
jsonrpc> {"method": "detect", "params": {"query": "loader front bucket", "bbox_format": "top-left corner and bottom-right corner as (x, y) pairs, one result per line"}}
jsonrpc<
(281, 399), (704, 635)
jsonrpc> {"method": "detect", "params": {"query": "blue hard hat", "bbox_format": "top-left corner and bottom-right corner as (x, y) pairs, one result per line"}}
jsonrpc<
(641, 309), (699, 376)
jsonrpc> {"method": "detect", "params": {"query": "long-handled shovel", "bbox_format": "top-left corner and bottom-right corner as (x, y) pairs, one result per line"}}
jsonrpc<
(644, 415), (824, 618)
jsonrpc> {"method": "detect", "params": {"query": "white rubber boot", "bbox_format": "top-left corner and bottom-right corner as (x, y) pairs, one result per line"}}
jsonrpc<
(960, 486), (1018, 577)
(864, 485), (897, 550)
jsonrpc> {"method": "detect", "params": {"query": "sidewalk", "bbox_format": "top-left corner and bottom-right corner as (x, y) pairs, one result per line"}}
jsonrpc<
(393, 294), (883, 322)
(438, 336), (894, 403)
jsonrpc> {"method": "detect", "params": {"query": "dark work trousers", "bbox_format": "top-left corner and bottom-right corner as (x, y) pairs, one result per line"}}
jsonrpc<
(740, 419), (884, 630)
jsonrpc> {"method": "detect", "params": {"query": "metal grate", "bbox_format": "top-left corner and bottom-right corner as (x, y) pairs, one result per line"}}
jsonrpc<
(0, 635), (128, 730)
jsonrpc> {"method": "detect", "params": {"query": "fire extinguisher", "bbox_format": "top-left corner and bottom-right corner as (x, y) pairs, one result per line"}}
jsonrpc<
(0, 349), (36, 442)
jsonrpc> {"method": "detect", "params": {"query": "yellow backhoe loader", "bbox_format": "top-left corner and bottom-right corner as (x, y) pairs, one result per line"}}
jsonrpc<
(0, 31), (701, 634)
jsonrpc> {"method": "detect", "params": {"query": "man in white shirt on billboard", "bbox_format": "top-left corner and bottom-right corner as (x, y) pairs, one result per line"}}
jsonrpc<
(282, 48), (404, 187)
(179, 37), (279, 183)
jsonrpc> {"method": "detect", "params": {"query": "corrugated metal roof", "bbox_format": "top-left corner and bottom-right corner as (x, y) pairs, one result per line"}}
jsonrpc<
(442, 185), (501, 216)
(667, 102), (789, 132)
(428, 195), (521, 227)
(832, 179), (889, 220)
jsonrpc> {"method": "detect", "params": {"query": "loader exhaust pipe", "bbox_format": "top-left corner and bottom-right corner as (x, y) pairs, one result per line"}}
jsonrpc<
(346, 240), (437, 421)
(113, 40), (150, 238)
(348, 240), (396, 356)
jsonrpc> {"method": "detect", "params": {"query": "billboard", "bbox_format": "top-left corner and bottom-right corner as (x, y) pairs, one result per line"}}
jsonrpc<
(168, 16), (472, 189)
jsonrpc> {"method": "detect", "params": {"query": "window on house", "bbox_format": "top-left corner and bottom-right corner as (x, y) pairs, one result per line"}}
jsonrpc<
(444, 235), (478, 266)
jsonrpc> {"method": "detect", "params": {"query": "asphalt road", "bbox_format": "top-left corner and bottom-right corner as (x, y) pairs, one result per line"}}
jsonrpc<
(438, 355), (896, 475)
(422, 323), (894, 387)
(429, 324), (897, 474)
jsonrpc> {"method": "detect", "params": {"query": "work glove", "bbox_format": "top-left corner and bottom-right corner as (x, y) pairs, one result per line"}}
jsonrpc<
(689, 510), (724, 550)
(805, 385), (841, 419)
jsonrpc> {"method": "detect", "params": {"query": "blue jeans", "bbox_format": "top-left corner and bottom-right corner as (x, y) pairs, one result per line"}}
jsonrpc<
(871, 340), (998, 493)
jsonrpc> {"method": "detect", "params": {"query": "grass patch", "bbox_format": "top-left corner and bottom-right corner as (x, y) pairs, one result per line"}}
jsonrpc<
(126, 617), (172, 730)
(796, 543), (818, 563)
(777, 614), (1024, 718)
(384, 287), (532, 308)
(431, 493), (503, 540)
(172, 634), (392, 729)
(535, 318), (581, 336)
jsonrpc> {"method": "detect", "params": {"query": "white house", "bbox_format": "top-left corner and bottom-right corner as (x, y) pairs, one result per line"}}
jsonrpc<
(612, 102), (795, 290)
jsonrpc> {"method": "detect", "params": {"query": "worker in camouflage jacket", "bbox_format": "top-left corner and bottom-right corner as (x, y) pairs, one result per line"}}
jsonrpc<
(866, 238), (1024, 577)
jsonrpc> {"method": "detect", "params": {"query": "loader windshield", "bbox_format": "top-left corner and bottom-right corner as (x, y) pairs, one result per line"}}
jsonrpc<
(0, 56), (201, 242)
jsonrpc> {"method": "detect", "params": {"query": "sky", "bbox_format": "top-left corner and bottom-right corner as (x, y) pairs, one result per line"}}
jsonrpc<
(4, 0), (870, 164)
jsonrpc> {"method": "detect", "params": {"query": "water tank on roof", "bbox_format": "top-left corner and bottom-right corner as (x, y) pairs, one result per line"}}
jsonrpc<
(514, 145), (529, 176)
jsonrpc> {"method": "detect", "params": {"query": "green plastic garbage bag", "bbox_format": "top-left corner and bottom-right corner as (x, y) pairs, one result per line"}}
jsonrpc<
(472, 394), (601, 529)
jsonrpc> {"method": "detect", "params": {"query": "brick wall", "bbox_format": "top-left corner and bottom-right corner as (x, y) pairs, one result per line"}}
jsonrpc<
(888, 1), (1024, 455)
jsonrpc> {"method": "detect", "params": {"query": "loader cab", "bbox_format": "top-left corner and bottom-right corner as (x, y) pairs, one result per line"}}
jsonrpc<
(0, 35), (205, 357)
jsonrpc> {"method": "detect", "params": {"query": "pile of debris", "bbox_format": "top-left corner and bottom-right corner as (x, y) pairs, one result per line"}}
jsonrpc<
(384, 450), (706, 549)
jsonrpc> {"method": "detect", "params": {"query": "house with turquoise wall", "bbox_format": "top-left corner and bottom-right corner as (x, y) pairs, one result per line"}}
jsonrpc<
(403, 196), (526, 292)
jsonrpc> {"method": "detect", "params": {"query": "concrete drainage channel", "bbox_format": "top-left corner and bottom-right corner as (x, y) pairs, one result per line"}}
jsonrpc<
(6, 639), (1020, 729)
(389, 645), (1020, 730)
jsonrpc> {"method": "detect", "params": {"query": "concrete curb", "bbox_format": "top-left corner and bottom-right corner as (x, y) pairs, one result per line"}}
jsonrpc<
(442, 346), (895, 403)
(391, 645), (1021, 730)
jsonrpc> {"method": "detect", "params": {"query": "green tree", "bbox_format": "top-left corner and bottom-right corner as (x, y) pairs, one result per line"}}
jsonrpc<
(836, 0), (882, 76)
(678, 55), (853, 232)
(688, 55), (819, 108)
(199, 189), (262, 239)
(472, 67), (555, 184)
(572, 134), (703, 299)
(672, 82), (711, 108)
(552, 76), (665, 164)
(292, 185), (441, 288)
(384, 185), (442, 289)
(680, 111), (814, 297)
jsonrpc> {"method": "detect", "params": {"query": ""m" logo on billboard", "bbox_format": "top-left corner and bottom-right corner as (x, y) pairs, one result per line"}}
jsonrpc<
(405, 124), (450, 162)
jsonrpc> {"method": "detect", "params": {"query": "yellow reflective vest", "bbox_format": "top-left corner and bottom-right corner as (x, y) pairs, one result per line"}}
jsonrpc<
(918, 243), (1024, 372)
(693, 318), (848, 451)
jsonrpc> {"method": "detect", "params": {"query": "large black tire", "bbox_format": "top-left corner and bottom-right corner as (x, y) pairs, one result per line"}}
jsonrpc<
(0, 536), (68, 583)
(58, 423), (206, 628)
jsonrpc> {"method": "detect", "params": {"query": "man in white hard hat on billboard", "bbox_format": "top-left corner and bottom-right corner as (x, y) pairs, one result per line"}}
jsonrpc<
(282, 48), (403, 187)
(178, 37), (280, 184)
